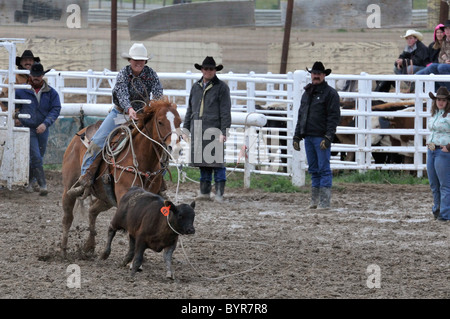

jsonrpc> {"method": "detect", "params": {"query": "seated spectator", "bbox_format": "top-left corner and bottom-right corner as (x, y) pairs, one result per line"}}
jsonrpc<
(416, 20), (450, 90)
(428, 24), (445, 64)
(394, 29), (429, 74)
(375, 29), (430, 92)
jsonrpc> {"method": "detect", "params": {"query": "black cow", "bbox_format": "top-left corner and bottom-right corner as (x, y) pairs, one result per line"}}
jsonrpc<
(100, 186), (195, 279)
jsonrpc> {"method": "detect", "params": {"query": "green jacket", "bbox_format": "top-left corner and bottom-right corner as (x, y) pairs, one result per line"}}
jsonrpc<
(184, 75), (231, 167)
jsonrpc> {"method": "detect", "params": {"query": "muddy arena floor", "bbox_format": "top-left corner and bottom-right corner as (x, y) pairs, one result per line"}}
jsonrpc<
(0, 170), (448, 300)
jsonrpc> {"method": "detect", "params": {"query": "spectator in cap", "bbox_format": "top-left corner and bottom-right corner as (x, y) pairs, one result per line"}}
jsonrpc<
(416, 20), (450, 91)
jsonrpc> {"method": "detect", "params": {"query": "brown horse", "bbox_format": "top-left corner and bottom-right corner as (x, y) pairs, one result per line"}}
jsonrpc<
(60, 98), (182, 256)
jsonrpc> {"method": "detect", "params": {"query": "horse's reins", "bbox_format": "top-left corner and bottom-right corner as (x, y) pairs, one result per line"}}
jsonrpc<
(102, 105), (175, 192)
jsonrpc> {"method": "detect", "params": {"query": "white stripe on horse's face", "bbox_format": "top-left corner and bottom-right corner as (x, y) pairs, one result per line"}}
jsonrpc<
(166, 110), (181, 160)
(166, 110), (176, 133)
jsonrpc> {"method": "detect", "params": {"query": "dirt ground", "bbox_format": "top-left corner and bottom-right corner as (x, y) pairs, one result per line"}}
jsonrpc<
(0, 170), (448, 299)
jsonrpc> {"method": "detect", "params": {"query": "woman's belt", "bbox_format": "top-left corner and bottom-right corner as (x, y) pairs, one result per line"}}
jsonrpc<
(115, 105), (125, 113)
(428, 143), (450, 150)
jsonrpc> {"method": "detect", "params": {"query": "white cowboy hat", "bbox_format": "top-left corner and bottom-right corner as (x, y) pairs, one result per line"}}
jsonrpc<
(401, 29), (423, 41)
(121, 43), (151, 61)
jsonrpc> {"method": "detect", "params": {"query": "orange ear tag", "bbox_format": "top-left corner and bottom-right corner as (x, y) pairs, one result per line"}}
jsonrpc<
(160, 205), (171, 217)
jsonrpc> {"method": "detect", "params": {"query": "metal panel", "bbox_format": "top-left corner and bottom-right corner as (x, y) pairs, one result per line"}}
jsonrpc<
(128, 1), (255, 40)
(0, 127), (29, 187)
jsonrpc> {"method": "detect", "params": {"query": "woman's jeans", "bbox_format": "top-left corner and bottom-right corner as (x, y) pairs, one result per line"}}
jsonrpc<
(427, 148), (450, 220)
(416, 63), (450, 90)
(81, 107), (122, 175)
(304, 136), (332, 188)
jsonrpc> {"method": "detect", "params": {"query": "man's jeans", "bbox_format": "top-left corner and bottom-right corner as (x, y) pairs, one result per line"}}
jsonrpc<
(427, 148), (450, 220)
(304, 136), (332, 188)
(29, 129), (49, 169)
(200, 167), (227, 183)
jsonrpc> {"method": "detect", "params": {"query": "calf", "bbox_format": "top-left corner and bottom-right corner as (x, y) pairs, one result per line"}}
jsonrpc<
(100, 186), (195, 279)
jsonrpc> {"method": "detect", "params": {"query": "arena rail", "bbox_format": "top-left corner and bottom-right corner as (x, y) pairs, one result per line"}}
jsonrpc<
(2, 68), (445, 187)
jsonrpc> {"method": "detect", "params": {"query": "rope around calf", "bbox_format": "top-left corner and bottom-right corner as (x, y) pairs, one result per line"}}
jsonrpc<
(110, 112), (270, 280)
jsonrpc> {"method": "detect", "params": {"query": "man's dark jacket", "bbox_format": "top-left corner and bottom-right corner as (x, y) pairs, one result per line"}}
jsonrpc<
(294, 81), (340, 141)
(15, 80), (61, 129)
(184, 75), (231, 168)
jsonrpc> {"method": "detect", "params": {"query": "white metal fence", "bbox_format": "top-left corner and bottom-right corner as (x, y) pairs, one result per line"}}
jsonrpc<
(2, 67), (447, 187)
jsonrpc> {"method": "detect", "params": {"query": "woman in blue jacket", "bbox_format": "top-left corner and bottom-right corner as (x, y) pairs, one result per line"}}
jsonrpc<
(15, 62), (61, 196)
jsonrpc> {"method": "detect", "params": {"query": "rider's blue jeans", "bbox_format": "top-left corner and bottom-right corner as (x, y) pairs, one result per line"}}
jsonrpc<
(81, 107), (123, 175)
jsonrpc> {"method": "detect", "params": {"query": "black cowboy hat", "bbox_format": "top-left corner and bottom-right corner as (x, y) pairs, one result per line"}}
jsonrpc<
(194, 56), (223, 71)
(306, 61), (332, 76)
(16, 50), (40, 67)
(29, 62), (50, 77)
(444, 19), (450, 28)
(429, 86), (450, 100)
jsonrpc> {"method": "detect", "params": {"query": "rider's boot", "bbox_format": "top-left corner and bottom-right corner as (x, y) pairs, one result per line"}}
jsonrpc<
(67, 155), (103, 198)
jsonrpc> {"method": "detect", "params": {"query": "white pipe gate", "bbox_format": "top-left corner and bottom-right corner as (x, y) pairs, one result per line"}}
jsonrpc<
(0, 39), (31, 190)
(2, 63), (441, 188)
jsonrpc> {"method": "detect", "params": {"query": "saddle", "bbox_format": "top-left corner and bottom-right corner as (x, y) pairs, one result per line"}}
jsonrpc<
(75, 121), (133, 207)
(78, 120), (130, 154)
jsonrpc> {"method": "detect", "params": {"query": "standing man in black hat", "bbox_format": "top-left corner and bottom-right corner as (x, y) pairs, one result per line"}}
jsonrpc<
(15, 62), (61, 196)
(183, 56), (231, 202)
(293, 61), (340, 210)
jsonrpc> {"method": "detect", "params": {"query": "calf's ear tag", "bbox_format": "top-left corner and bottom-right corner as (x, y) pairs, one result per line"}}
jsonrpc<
(161, 205), (171, 216)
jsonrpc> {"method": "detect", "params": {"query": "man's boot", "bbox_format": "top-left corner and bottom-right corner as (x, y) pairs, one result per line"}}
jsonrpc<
(318, 187), (332, 210)
(195, 181), (211, 200)
(67, 154), (103, 198)
(214, 181), (225, 202)
(25, 167), (35, 193)
(309, 187), (320, 209)
(34, 166), (48, 196)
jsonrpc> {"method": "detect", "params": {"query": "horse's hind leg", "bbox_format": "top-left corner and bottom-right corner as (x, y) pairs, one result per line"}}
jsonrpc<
(84, 198), (111, 254)
(61, 191), (77, 257)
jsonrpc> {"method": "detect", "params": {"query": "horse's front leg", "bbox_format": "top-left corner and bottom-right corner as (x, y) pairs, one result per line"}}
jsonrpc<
(84, 198), (111, 254)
